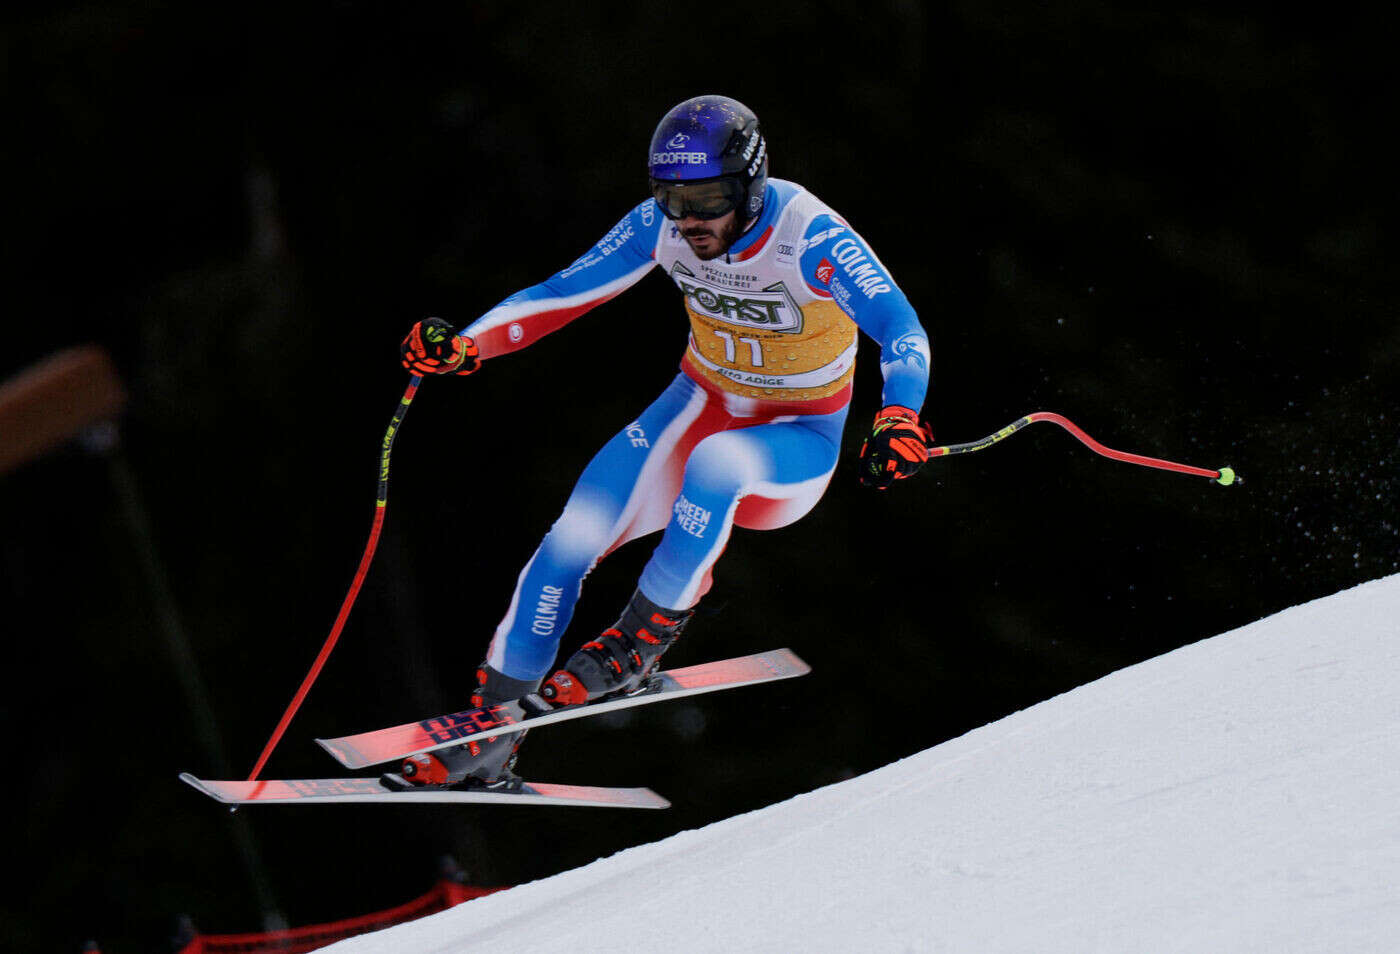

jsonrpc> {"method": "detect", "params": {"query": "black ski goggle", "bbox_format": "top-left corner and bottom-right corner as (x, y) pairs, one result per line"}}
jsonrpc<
(650, 177), (745, 220)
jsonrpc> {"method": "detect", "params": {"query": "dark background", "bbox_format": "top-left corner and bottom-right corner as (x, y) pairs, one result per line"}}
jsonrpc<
(4, 2), (1396, 951)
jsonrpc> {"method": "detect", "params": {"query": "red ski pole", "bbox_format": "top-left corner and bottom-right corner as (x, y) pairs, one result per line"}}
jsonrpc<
(246, 375), (423, 781)
(928, 411), (1239, 485)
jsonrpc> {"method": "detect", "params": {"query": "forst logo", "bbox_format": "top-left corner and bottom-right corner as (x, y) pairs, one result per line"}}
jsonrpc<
(681, 281), (785, 326)
(671, 262), (802, 333)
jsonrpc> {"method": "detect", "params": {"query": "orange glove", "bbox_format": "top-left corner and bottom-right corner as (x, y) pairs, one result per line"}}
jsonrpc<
(400, 318), (480, 376)
(858, 405), (932, 489)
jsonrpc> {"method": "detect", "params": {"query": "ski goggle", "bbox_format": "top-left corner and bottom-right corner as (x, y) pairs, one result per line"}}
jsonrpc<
(650, 176), (745, 220)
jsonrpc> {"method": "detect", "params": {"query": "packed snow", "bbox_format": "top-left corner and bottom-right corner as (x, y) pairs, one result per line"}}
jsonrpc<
(327, 575), (1400, 953)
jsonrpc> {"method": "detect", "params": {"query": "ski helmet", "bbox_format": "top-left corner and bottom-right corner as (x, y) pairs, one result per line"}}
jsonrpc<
(647, 95), (767, 222)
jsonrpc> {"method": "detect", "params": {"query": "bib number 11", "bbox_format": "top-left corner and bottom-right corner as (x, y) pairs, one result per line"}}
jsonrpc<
(713, 330), (765, 367)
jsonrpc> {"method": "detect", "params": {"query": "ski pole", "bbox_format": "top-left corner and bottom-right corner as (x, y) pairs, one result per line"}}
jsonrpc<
(246, 374), (423, 781)
(928, 411), (1239, 486)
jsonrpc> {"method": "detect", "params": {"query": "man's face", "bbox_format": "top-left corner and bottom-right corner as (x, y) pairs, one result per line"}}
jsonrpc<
(678, 210), (743, 261)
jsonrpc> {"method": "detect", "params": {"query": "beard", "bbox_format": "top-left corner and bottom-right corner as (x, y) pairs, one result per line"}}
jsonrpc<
(681, 214), (746, 261)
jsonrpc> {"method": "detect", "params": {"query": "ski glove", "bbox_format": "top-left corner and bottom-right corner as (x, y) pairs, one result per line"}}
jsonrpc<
(400, 317), (480, 376)
(859, 405), (932, 490)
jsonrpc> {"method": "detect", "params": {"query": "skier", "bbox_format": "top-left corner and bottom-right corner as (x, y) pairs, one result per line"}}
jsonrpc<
(392, 95), (932, 789)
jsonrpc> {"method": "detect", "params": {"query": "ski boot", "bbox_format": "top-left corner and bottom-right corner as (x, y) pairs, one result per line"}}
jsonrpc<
(380, 665), (538, 792)
(540, 589), (694, 706)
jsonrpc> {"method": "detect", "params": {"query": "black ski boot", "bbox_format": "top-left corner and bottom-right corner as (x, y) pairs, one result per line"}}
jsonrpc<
(381, 665), (538, 791)
(540, 589), (694, 706)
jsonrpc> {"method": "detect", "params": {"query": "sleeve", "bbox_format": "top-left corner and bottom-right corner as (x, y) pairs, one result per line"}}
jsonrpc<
(463, 199), (663, 359)
(798, 212), (931, 413)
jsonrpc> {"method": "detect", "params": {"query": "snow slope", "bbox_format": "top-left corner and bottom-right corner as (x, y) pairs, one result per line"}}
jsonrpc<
(328, 575), (1400, 953)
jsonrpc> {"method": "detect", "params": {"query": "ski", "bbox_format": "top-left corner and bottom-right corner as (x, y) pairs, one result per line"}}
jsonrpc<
(316, 648), (809, 770)
(179, 773), (669, 809)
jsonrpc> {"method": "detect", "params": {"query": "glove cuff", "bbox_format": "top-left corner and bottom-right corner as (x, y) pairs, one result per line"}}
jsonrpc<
(876, 405), (919, 422)
(873, 405), (932, 447)
(449, 334), (481, 375)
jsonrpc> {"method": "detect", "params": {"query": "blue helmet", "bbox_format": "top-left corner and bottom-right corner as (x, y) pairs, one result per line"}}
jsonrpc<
(647, 95), (767, 223)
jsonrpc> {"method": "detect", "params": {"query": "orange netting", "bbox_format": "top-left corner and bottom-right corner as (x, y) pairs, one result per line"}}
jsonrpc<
(176, 880), (505, 954)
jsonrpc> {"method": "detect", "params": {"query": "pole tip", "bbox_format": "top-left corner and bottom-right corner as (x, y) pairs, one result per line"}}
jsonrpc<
(1215, 466), (1238, 486)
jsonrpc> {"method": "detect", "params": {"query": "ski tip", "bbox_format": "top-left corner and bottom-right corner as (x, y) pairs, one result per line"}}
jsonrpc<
(624, 787), (672, 810)
(314, 737), (373, 770)
(179, 767), (233, 801)
(767, 648), (812, 677)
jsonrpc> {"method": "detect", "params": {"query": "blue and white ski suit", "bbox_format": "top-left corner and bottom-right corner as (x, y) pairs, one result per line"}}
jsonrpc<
(464, 179), (931, 681)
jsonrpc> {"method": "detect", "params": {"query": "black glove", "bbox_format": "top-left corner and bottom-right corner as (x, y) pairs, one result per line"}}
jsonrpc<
(858, 405), (932, 489)
(400, 317), (480, 376)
